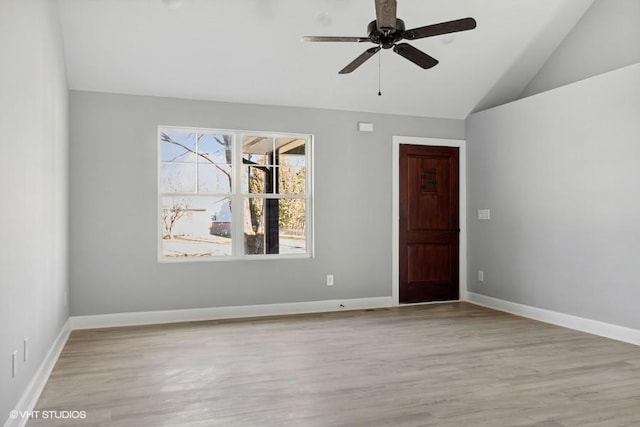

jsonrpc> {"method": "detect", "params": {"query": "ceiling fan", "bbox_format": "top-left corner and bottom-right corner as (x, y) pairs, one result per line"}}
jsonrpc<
(302, 0), (476, 74)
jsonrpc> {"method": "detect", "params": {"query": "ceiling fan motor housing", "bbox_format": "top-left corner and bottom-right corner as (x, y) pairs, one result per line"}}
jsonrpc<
(368, 19), (405, 49)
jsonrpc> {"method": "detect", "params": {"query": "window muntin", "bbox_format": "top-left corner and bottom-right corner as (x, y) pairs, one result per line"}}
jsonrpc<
(159, 127), (311, 261)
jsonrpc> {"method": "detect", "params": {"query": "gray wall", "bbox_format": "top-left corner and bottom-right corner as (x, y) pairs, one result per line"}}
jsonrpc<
(466, 63), (640, 329)
(522, 0), (640, 97)
(69, 91), (464, 316)
(0, 0), (69, 422)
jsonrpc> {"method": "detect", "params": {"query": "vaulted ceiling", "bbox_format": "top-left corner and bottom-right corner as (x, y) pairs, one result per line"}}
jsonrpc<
(57, 0), (594, 119)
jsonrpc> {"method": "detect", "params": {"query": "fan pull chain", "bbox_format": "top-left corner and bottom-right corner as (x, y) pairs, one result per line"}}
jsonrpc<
(378, 47), (382, 96)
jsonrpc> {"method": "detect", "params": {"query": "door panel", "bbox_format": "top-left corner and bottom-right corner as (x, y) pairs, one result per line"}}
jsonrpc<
(407, 244), (451, 283)
(400, 145), (459, 303)
(407, 157), (451, 231)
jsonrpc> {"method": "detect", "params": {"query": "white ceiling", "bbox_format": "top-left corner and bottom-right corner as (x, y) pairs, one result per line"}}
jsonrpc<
(57, 0), (594, 119)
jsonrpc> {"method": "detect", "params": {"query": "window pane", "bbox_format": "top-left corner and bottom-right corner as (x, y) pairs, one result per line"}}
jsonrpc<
(243, 198), (306, 255)
(243, 151), (267, 166)
(275, 137), (305, 153)
(242, 165), (274, 194)
(161, 163), (196, 193)
(197, 164), (232, 193)
(160, 131), (197, 163)
(278, 153), (305, 195)
(161, 197), (232, 257)
(242, 136), (274, 165)
(277, 138), (306, 195)
(198, 133), (232, 164)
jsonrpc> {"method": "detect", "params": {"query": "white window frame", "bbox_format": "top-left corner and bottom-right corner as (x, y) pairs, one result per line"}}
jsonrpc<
(158, 125), (314, 262)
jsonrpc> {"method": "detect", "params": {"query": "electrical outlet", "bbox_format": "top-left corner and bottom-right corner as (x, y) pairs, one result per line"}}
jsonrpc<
(326, 274), (334, 286)
(478, 270), (484, 282)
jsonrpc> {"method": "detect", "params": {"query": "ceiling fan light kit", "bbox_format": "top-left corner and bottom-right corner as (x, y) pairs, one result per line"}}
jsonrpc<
(302, 0), (476, 74)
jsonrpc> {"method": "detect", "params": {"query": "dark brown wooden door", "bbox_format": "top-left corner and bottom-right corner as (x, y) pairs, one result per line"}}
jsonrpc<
(399, 145), (459, 303)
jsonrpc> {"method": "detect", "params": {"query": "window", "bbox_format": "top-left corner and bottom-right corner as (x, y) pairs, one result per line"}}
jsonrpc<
(158, 127), (312, 261)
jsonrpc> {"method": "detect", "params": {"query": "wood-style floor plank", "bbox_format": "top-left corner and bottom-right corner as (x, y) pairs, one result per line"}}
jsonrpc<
(29, 303), (640, 426)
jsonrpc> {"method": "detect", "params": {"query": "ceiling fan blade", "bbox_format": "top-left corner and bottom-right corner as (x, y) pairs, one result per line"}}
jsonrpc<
(393, 43), (438, 69)
(339, 46), (382, 74)
(301, 36), (370, 43)
(404, 17), (477, 40)
(375, 0), (397, 31)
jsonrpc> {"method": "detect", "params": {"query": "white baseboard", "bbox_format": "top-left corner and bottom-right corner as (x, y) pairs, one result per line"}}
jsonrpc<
(70, 296), (394, 330)
(4, 319), (71, 427)
(466, 292), (640, 346)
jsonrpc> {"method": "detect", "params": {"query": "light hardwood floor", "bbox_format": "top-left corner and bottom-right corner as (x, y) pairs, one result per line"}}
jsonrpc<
(30, 303), (640, 426)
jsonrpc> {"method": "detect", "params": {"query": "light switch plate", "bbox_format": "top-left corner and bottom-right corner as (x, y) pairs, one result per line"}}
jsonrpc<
(477, 209), (491, 220)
